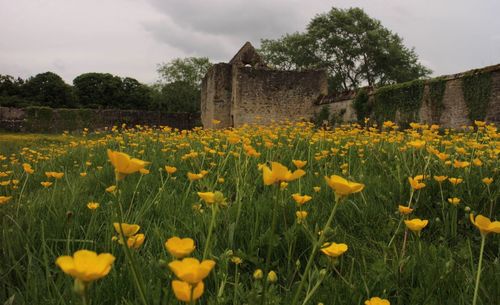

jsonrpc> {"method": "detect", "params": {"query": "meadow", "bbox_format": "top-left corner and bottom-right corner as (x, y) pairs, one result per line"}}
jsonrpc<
(0, 121), (498, 305)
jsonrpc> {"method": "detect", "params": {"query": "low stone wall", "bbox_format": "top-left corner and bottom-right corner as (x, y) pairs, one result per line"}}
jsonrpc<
(315, 63), (500, 128)
(0, 107), (201, 133)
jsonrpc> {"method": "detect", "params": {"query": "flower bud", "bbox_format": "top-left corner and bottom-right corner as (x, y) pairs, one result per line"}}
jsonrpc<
(253, 269), (263, 280)
(267, 270), (277, 283)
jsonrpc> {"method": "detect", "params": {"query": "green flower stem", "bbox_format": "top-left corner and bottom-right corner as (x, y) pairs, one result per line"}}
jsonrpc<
(115, 179), (149, 305)
(290, 195), (341, 305)
(233, 264), (240, 305)
(126, 174), (144, 218)
(260, 187), (282, 305)
(189, 285), (195, 305)
(472, 235), (486, 305)
(300, 271), (326, 305)
(15, 173), (29, 217)
(202, 204), (218, 260)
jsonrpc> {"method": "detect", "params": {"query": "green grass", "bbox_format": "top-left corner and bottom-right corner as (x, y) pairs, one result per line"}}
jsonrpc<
(0, 123), (498, 305)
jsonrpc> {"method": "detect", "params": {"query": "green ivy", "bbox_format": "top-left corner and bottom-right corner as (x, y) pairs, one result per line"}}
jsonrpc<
(373, 79), (425, 125)
(352, 88), (370, 122)
(312, 105), (330, 127)
(24, 106), (54, 132)
(427, 78), (447, 123)
(462, 72), (492, 121)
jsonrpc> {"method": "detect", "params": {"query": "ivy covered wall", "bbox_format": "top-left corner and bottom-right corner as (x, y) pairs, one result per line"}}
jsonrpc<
(324, 63), (500, 128)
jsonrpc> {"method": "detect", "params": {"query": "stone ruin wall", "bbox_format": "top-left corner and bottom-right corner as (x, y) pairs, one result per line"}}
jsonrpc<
(201, 41), (500, 129)
(201, 63), (232, 128)
(231, 68), (327, 126)
(319, 64), (500, 128)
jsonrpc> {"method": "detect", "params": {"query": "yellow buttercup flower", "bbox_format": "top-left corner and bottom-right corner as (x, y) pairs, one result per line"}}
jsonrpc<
(165, 237), (196, 258)
(55, 250), (115, 282)
(408, 176), (425, 190)
(41, 181), (53, 188)
(171, 280), (204, 303)
(22, 163), (34, 174)
(448, 177), (463, 185)
(324, 175), (364, 196)
(87, 202), (100, 210)
(474, 120), (486, 127)
(453, 160), (470, 168)
(106, 185), (117, 193)
(470, 214), (500, 236)
(404, 218), (428, 234)
(0, 196), (12, 205)
(383, 121), (396, 128)
(262, 162), (305, 185)
(46, 171), (64, 179)
(398, 205), (413, 215)
(291, 193), (312, 205)
(447, 197), (460, 206)
(292, 160), (307, 169)
(231, 256), (242, 265)
(296, 211), (308, 223)
(482, 177), (493, 185)
(165, 166), (177, 175)
(107, 149), (149, 180)
(126, 233), (145, 249)
(313, 186), (321, 192)
(407, 140), (426, 149)
(113, 223), (140, 237)
(365, 297), (390, 305)
(187, 172), (204, 181)
(320, 242), (348, 257)
(168, 257), (215, 284)
(433, 175), (448, 183)
(197, 192), (215, 204)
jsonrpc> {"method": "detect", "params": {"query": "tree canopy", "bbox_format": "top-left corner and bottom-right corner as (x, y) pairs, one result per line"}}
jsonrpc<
(152, 57), (213, 113)
(157, 57), (212, 87)
(260, 7), (431, 91)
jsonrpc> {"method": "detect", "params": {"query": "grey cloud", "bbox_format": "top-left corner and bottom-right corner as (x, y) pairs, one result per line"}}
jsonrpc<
(142, 0), (331, 60)
(1, 0), (499, 83)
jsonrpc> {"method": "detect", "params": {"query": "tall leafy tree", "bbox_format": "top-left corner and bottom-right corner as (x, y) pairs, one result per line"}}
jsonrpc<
(73, 73), (123, 108)
(260, 7), (431, 91)
(23, 72), (75, 108)
(157, 57), (212, 87)
(154, 57), (212, 113)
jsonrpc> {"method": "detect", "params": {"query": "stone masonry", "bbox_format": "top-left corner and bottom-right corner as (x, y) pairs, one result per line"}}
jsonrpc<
(201, 42), (500, 129)
(201, 42), (327, 128)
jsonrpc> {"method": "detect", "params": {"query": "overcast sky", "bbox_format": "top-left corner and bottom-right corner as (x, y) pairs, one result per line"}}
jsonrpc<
(1, 0), (499, 84)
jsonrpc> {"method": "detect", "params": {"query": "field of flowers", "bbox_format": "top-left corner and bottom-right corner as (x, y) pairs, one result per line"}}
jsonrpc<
(0, 121), (498, 305)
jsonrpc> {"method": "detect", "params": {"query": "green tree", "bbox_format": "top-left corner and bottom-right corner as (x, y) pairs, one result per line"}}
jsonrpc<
(22, 72), (75, 108)
(154, 57), (212, 113)
(157, 57), (212, 87)
(150, 81), (200, 113)
(0, 75), (30, 107)
(73, 73), (123, 108)
(0, 75), (24, 96)
(260, 7), (431, 91)
(120, 77), (152, 109)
